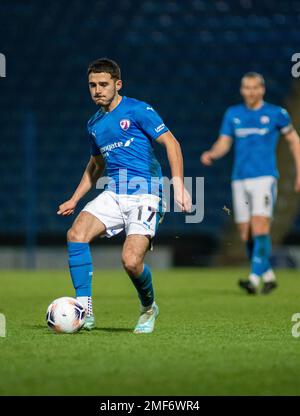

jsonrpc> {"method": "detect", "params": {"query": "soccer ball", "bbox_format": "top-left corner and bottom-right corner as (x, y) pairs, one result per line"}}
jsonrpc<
(46, 297), (86, 334)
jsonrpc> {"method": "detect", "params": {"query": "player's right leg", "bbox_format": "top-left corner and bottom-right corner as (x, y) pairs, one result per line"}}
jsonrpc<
(67, 211), (106, 329)
(237, 222), (252, 259)
(121, 193), (164, 334)
(68, 191), (125, 329)
(237, 176), (278, 295)
(122, 234), (159, 334)
(232, 179), (252, 258)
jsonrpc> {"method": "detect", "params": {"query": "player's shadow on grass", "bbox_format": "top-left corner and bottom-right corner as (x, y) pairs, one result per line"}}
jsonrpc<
(28, 324), (132, 333)
(93, 327), (132, 333)
(29, 324), (50, 330)
(199, 289), (241, 296)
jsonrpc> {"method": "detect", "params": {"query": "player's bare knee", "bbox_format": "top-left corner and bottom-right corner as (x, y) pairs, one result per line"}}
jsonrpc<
(252, 227), (270, 236)
(67, 227), (89, 243)
(251, 217), (270, 236)
(122, 255), (142, 277)
(122, 258), (138, 276)
(240, 232), (249, 243)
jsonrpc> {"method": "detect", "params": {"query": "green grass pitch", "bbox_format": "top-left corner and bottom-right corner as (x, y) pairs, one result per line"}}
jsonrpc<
(1, 268), (300, 395)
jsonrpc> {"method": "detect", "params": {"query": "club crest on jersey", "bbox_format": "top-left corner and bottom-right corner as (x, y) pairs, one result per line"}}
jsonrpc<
(260, 116), (270, 124)
(120, 119), (131, 130)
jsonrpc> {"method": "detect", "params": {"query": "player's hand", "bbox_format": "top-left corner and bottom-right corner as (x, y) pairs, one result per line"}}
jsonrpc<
(200, 151), (214, 166)
(57, 199), (77, 216)
(174, 186), (192, 213)
(294, 176), (300, 192)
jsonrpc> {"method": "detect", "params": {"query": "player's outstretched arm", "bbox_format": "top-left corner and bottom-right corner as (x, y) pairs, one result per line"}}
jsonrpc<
(284, 128), (300, 192)
(57, 155), (105, 216)
(200, 135), (232, 166)
(156, 131), (192, 212)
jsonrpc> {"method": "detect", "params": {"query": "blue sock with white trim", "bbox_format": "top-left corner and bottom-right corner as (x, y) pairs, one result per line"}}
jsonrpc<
(68, 242), (93, 314)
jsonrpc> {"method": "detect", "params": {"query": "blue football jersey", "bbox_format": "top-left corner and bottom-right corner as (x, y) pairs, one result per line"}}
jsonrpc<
(87, 96), (169, 195)
(219, 102), (292, 180)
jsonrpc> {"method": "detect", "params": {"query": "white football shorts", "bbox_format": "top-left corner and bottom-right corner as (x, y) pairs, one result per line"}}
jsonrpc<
(82, 191), (165, 239)
(231, 176), (277, 223)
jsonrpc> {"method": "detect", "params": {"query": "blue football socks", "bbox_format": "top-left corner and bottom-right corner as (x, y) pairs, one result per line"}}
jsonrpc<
(68, 242), (93, 297)
(129, 264), (154, 307)
(251, 234), (271, 277)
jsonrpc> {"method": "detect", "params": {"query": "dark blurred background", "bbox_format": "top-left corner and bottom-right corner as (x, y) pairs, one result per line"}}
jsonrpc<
(1, 0), (300, 269)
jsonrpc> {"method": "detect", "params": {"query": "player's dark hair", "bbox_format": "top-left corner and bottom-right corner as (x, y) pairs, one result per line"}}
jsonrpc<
(241, 72), (265, 86)
(87, 58), (121, 80)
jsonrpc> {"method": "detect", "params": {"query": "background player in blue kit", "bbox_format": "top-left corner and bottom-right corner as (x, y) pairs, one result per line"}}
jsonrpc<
(201, 72), (300, 294)
(57, 58), (191, 332)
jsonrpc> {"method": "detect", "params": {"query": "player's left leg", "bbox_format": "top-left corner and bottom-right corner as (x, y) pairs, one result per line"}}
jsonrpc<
(251, 215), (277, 294)
(122, 235), (159, 334)
(238, 216), (274, 294)
(248, 176), (278, 294)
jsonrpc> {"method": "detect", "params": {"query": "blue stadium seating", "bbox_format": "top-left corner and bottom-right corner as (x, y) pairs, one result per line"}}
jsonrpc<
(0, 0), (299, 240)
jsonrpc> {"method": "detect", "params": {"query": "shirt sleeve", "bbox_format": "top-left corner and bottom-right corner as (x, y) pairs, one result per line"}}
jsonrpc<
(276, 107), (293, 134)
(134, 103), (169, 141)
(219, 109), (234, 138)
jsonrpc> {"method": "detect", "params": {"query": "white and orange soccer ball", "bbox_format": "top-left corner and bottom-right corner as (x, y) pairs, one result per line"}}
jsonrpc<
(46, 297), (86, 334)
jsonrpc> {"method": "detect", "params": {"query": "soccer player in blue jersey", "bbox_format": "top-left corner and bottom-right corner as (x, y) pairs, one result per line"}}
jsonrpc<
(57, 58), (191, 332)
(201, 72), (300, 294)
